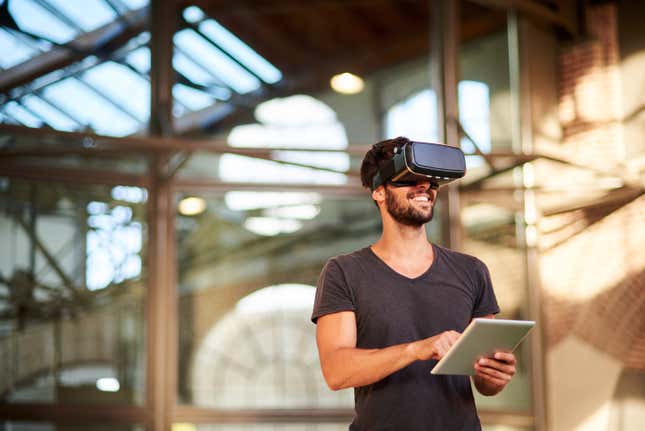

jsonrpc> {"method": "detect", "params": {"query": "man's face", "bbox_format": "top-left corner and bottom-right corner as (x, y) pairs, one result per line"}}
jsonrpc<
(383, 181), (438, 227)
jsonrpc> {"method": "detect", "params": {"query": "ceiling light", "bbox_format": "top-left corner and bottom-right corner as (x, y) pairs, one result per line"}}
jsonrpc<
(178, 197), (207, 216)
(96, 378), (120, 392)
(330, 73), (364, 95)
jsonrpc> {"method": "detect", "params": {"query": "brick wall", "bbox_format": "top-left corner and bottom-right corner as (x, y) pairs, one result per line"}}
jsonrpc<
(558, 3), (624, 166)
(543, 2), (645, 371)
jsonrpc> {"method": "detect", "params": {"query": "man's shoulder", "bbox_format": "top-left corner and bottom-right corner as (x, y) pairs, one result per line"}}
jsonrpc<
(434, 243), (487, 268)
(326, 247), (371, 269)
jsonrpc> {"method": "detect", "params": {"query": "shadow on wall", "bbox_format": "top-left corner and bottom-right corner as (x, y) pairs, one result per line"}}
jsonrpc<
(608, 369), (645, 430)
(542, 195), (645, 431)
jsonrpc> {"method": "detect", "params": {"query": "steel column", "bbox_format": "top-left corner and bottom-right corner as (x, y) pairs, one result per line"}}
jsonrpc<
(149, 0), (175, 136)
(431, 0), (462, 250)
(508, 12), (547, 431)
(147, 2), (177, 431)
(145, 156), (176, 431)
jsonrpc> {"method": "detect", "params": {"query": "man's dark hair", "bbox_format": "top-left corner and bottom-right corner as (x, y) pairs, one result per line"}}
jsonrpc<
(360, 136), (411, 190)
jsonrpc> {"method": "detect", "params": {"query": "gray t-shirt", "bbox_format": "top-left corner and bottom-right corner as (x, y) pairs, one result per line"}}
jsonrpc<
(311, 244), (500, 431)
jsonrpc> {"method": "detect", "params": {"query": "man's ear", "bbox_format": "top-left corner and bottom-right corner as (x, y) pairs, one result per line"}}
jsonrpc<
(372, 186), (385, 203)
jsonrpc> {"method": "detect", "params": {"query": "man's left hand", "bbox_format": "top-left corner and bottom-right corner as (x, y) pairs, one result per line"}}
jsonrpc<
(473, 351), (516, 396)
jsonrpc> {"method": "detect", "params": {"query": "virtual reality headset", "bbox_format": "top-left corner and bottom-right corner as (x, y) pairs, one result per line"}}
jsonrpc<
(372, 141), (466, 190)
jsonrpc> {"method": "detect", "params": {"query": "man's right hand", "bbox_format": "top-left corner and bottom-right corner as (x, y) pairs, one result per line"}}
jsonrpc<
(410, 330), (461, 361)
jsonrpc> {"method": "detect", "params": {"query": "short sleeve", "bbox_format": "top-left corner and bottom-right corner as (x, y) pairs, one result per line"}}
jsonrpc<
(471, 259), (500, 317)
(311, 258), (356, 323)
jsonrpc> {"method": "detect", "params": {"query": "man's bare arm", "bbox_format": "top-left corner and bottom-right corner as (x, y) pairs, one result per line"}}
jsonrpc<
(316, 311), (460, 390)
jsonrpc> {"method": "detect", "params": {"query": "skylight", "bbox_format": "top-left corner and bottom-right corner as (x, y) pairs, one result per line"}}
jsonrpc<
(173, 83), (215, 112)
(42, 77), (140, 136)
(173, 50), (217, 87)
(198, 20), (282, 84)
(9, 0), (78, 44)
(183, 6), (282, 85)
(20, 94), (78, 131)
(0, 28), (39, 69)
(125, 46), (151, 74)
(120, 0), (149, 10)
(2, 101), (41, 127)
(82, 62), (151, 122)
(174, 29), (261, 94)
(46, 0), (117, 33)
(1, 0), (282, 136)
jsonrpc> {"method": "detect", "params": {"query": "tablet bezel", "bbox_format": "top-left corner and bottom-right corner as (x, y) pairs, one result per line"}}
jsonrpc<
(430, 318), (535, 376)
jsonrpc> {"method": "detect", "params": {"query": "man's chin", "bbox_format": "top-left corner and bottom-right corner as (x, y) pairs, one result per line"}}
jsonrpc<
(395, 211), (433, 227)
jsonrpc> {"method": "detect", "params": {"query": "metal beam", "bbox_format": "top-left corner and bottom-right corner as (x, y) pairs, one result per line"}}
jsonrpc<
(0, 124), (375, 156)
(0, 160), (149, 187)
(13, 215), (80, 296)
(0, 7), (148, 95)
(0, 403), (146, 424)
(468, 0), (576, 36)
(173, 178), (365, 196)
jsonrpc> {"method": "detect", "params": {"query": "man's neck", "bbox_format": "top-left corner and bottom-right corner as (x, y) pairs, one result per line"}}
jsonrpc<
(371, 218), (433, 262)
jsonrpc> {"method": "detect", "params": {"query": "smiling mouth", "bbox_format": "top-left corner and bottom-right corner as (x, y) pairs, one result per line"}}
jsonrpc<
(410, 195), (431, 203)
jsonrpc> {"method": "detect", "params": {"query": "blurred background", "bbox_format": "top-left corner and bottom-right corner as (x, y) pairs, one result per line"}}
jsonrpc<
(0, 0), (643, 430)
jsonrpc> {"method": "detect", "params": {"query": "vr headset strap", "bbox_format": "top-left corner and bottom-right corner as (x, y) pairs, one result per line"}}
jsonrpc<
(372, 157), (396, 190)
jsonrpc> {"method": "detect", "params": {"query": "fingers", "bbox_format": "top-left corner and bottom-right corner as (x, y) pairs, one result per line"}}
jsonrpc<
(474, 355), (516, 381)
(492, 351), (516, 365)
(431, 330), (461, 360)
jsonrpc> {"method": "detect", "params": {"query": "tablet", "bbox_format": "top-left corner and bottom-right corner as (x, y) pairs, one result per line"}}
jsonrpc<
(430, 318), (535, 375)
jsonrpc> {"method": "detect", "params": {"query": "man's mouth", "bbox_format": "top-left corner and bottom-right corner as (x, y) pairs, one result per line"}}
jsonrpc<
(410, 195), (431, 203)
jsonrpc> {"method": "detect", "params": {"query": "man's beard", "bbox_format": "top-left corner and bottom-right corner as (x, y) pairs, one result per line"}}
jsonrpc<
(384, 186), (434, 227)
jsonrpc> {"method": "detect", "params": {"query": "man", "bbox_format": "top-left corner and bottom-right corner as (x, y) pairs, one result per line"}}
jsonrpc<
(311, 137), (516, 430)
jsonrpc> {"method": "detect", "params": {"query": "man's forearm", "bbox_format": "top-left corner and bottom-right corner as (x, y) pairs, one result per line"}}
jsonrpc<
(321, 342), (420, 390)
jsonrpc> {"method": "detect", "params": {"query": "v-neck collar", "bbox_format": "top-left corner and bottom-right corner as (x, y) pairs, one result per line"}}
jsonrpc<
(365, 243), (438, 282)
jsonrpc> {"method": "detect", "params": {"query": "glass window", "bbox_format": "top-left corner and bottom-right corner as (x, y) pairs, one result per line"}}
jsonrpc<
(0, 179), (146, 405)
(384, 88), (438, 141)
(175, 192), (382, 409)
(459, 27), (532, 416)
